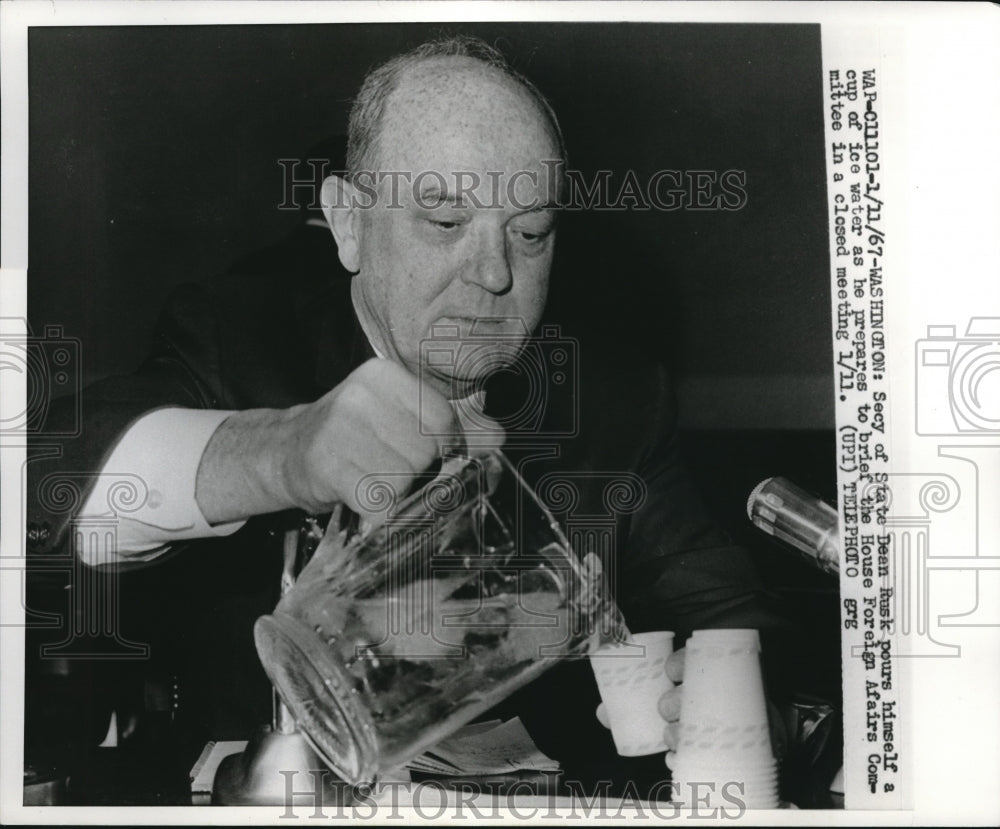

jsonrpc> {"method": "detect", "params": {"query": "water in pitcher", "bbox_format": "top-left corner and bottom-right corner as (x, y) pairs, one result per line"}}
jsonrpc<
(255, 451), (619, 783)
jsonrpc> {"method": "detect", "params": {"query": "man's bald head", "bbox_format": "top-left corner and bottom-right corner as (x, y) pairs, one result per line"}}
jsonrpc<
(346, 35), (566, 180)
(323, 35), (563, 398)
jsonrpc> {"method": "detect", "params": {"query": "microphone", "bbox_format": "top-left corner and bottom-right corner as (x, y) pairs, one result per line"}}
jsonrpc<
(746, 476), (839, 575)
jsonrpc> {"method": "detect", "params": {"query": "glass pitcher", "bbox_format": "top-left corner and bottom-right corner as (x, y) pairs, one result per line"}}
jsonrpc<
(254, 449), (624, 785)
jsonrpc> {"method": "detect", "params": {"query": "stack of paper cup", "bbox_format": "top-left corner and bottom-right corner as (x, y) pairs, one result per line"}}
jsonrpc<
(590, 631), (675, 756)
(669, 629), (779, 810)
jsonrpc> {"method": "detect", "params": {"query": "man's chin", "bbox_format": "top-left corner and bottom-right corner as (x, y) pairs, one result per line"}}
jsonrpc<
(422, 366), (491, 401)
(416, 326), (526, 397)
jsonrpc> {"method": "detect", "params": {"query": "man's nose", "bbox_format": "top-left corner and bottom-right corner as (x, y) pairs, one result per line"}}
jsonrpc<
(463, 228), (513, 294)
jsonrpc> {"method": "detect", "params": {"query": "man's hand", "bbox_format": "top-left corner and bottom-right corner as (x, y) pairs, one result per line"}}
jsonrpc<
(196, 358), (501, 525)
(594, 646), (686, 748)
(658, 647), (686, 749)
(598, 644), (787, 762)
(276, 359), (458, 518)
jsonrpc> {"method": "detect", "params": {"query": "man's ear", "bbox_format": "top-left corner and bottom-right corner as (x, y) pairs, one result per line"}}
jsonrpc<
(321, 175), (361, 273)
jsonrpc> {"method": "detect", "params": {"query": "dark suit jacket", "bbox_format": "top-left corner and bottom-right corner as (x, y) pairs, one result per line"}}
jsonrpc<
(26, 223), (782, 761)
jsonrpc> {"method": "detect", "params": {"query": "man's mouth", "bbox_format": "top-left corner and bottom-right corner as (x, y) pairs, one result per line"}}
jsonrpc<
(433, 316), (529, 338)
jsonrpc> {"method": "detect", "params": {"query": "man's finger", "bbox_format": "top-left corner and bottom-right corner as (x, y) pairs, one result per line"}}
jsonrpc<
(658, 686), (682, 722)
(665, 646), (686, 683)
(663, 721), (679, 751)
(595, 702), (610, 729)
(427, 409), (466, 461)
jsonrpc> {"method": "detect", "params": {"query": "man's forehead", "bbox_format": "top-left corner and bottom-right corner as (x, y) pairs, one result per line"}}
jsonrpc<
(376, 57), (560, 175)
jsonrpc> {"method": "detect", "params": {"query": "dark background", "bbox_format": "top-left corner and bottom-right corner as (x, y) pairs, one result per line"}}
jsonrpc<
(28, 21), (832, 430)
(24, 23), (841, 805)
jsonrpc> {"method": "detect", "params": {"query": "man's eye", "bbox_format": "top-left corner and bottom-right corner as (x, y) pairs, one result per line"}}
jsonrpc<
(514, 229), (550, 244)
(430, 220), (461, 232)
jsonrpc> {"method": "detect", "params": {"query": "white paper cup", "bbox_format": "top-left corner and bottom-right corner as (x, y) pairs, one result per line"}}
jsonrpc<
(678, 782), (775, 805)
(669, 628), (778, 809)
(671, 756), (778, 775)
(676, 723), (773, 759)
(676, 769), (778, 783)
(670, 784), (779, 811)
(689, 628), (762, 647)
(678, 630), (769, 730)
(669, 756), (778, 780)
(590, 631), (675, 756)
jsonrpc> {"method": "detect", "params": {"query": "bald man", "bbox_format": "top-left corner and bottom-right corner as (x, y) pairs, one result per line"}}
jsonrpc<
(27, 36), (776, 759)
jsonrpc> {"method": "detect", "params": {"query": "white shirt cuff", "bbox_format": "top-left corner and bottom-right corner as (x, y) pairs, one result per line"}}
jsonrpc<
(78, 408), (247, 565)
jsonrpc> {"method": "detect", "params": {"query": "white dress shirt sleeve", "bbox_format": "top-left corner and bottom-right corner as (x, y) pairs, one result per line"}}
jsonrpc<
(78, 408), (247, 566)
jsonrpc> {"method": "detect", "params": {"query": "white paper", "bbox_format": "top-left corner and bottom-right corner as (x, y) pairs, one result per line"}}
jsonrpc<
(406, 718), (560, 776)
